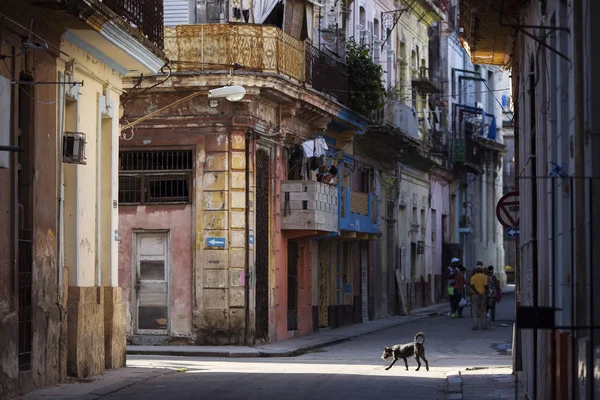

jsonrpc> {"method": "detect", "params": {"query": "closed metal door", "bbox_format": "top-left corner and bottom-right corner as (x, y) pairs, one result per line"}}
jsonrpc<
(134, 232), (169, 335)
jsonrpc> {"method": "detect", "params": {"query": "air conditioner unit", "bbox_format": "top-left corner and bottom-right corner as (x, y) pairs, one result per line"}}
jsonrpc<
(62, 132), (87, 164)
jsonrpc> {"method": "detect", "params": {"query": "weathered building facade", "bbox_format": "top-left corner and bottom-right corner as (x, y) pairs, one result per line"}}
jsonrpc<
(118, 21), (368, 345)
(0, 0), (164, 397)
(459, 0), (600, 398)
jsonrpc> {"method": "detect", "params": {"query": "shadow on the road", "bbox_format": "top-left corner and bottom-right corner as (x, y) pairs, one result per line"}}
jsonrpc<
(104, 371), (447, 400)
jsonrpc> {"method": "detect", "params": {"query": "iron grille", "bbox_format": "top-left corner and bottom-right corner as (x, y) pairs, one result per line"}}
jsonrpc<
(119, 150), (193, 171)
(305, 45), (349, 105)
(102, 0), (164, 49)
(118, 150), (193, 205)
(18, 228), (33, 371)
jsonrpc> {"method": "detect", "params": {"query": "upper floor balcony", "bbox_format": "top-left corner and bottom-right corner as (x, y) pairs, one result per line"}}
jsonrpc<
(280, 181), (339, 233)
(279, 178), (379, 237)
(34, 0), (164, 49)
(165, 24), (348, 105)
(450, 135), (482, 167)
(339, 187), (379, 235)
(33, 0), (165, 72)
(412, 67), (440, 94)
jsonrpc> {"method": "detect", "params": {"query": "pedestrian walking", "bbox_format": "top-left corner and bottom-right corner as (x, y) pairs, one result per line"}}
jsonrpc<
(450, 265), (467, 318)
(469, 266), (488, 330)
(447, 258), (459, 315)
(468, 260), (484, 317)
(486, 265), (501, 325)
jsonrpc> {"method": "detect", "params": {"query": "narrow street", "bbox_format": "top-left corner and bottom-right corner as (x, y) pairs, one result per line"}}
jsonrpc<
(19, 291), (516, 400)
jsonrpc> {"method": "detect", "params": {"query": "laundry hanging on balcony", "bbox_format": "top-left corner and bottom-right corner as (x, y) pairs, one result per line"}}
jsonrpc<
(253, 0), (282, 23)
(299, 137), (329, 179)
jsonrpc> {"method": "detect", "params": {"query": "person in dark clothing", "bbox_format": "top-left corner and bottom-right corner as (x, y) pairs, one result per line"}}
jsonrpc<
(447, 258), (460, 315)
(451, 266), (467, 318)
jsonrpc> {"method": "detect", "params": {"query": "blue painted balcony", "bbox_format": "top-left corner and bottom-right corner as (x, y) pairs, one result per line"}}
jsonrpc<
(338, 187), (379, 236)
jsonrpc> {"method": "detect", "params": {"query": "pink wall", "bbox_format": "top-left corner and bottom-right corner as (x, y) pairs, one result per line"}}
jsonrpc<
(296, 239), (313, 336)
(118, 205), (193, 337)
(271, 145), (314, 341)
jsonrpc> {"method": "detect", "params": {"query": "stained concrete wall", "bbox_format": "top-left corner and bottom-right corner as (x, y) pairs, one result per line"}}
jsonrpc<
(116, 94), (255, 344)
(0, 7), (64, 397)
(118, 205), (194, 338)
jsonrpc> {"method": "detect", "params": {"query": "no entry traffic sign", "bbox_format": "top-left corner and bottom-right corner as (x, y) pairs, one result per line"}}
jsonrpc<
(496, 191), (520, 228)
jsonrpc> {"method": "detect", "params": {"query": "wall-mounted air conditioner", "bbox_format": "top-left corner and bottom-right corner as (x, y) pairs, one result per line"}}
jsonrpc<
(63, 132), (87, 164)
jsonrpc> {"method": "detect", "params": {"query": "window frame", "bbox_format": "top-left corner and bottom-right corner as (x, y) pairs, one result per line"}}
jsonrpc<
(118, 150), (193, 205)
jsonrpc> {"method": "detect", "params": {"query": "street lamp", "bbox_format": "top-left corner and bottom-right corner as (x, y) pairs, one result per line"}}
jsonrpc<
(208, 85), (246, 102)
(120, 85), (247, 131)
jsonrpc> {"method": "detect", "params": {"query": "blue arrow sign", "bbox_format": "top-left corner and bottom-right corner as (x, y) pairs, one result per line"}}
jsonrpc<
(206, 237), (226, 247)
(506, 227), (520, 238)
(249, 235), (254, 245)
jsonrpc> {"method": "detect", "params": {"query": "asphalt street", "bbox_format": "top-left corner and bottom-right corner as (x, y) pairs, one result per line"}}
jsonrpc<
(113, 293), (515, 400)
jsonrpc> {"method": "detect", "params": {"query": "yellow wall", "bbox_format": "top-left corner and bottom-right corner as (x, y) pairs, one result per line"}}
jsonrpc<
(59, 39), (123, 288)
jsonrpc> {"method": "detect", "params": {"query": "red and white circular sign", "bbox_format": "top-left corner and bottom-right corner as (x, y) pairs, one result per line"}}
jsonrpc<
(496, 191), (520, 228)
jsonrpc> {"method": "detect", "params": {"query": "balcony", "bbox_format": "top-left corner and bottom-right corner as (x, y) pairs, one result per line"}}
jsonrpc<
(280, 181), (338, 233)
(33, 0), (165, 72)
(384, 101), (420, 140)
(34, 0), (164, 48)
(450, 135), (482, 167)
(339, 188), (378, 235)
(411, 67), (440, 94)
(305, 45), (349, 105)
(165, 24), (306, 82)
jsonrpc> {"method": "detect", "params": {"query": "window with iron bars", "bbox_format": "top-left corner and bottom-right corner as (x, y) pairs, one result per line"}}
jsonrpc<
(118, 150), (193, 205)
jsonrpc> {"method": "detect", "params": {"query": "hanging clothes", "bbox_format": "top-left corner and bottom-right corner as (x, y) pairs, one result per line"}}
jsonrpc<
(301, 137), (328, 158)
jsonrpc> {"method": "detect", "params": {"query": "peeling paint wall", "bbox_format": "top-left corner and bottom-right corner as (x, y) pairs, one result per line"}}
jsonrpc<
(118, 206), (193, 338)
(0, 7), (63, 397)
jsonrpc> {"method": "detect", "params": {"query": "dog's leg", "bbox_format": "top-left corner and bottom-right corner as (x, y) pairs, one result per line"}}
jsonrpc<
(420, 349), (429, 371)
(403, 358), (409, 371)
(385, 357), (398, 370)
(414, 355), (421, 371)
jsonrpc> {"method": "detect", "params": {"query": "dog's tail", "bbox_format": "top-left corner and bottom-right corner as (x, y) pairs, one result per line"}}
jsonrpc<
(414, 332), (425, 344)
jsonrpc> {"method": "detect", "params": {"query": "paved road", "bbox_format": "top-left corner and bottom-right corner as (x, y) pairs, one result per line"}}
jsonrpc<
(114, 294), (515, 400)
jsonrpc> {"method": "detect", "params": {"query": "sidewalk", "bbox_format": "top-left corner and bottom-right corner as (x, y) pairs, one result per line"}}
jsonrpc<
(14, 368), (177, 400)
(447, 367), (528, 400)
(127, 301), (450, 358)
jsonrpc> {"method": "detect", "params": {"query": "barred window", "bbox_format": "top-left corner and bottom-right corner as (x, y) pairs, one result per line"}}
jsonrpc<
(118, 150), (193, 205)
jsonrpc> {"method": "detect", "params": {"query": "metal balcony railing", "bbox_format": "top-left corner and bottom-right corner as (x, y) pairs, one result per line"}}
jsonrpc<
(103, 0), (164, 49)
(305, 45), (349, 105)
(165, 24), (305, 82)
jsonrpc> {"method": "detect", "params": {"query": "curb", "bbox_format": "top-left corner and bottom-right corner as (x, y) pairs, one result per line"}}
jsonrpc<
(127, 315), (432, 358)
(446, 370), (464, 400)
(90, 369), (177, 399)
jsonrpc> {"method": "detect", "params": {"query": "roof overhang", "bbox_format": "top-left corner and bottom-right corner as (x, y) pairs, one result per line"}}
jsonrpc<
(459, 0), (520, 65)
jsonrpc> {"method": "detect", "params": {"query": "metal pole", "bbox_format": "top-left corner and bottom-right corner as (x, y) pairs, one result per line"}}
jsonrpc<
(551, 177), (556, 400)
(573, 0), (588, 397)
(244, 129), (251, 345)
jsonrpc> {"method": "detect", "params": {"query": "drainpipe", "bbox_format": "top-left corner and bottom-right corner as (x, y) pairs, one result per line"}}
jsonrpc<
(573, 0), (588, 384)
(244, 128), (252, 345)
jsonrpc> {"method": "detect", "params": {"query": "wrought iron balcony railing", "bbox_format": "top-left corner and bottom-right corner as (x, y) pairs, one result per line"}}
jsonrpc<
(33, 0), (165, 49)
(305, 45), (349, 105)
(102, 0), (164, 49)
(165, 24), (349, 104)
(165, 24), (305, 82)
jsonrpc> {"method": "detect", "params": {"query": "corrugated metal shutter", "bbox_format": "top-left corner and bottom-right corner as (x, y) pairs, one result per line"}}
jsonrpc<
(164, 0), (191, 26)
